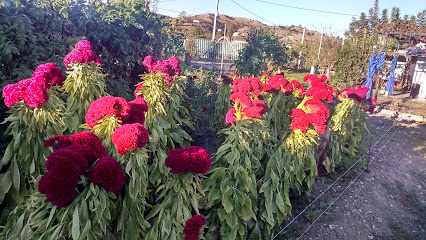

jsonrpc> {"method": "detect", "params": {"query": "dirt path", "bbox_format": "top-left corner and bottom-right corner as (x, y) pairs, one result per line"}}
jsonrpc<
(280, 115), (426, 240)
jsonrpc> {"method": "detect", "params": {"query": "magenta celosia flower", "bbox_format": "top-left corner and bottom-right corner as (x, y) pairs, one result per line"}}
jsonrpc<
(142, 56), (180, 84)
(69, 131), (107, 159)
(220, 75), (233, 84)
(233, 78), (252, 93)
(165, 148), (191, 174)
(33, 63), (64, 87)
(143, 55), (157, 72)
(265, 74), (288, 93)
(24, 80), (49, 108)
(85, 96), (130, 128)
(63, 40), (101, 68)
(225, 108), (237, 125)
(87, 156), (125, 195)
(46, 149), (88, 175)
(165, 150), (188, 174)
(44, 135), (72, 151)
(187, 146), (211, 174)
(168, 56), (181, 76)
(183, 215), (206, 240)
(122, 97), (148, 125)
(112, 123), (149, 155)
(64, 144), (101, 167)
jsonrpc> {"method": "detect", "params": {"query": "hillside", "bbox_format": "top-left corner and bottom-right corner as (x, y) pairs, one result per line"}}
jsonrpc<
(177, 13), (340, 47)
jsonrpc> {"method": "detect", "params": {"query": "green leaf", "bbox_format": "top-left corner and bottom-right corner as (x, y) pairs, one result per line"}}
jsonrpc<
(72, 207), (80, 240)
(222, 187), (234, 214)
(208, 188), (221, 203)
(12, 159), (20, 191)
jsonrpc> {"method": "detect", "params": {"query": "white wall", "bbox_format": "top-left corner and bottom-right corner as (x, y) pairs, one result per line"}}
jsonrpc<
(413, 57), (426, 98)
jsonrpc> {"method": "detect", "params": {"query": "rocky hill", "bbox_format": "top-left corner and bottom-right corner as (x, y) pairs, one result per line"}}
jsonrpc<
(177, 13), (340, 47)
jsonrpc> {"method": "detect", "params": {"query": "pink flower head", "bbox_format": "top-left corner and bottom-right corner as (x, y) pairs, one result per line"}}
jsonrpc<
(168, 56), (181, 75)
(249, 77), (263, 96)
(289, 107), (327, 134)
(44, 135), (72, 151)
(265, 74), (288, 93)
(232, 78), (252, 93)
(143, 55), (157, 72)
(183, 215), (206, 240)
(70, 131), (107, 159)
(85, 96), (130, 128)
(33, 63), (64, 87)
(24, 80), (49, 108)
(165, 148), (191, 174)
(87, 156), (124, 195)
(304, 99), (329, 119)
(64, 143), (102, 167)
(225, 108), (237, 125)
(63, 40), (101, 68)
(187, 146), (211, 174)
(2, 79), (32, 108)
(112, 123), (149, 155)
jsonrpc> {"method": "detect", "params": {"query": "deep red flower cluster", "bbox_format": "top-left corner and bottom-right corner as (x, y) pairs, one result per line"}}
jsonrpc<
(142, 55), (181, 84)
(112, 123), (149, 155)
(233, 77), (263, 96)
(262, 74), (305, 96)
(2, 63), (64, 108)
(289, 99), (330, 134)
(87, 156), (125, 195)
(363, 97), (377, 113)
(40, 132), (123, 206)
(183, 215), (206, 240)
(165, 146), (211, 174)
(63, 40), (101, 68)
(303, 74), (334, 103)
(220, 74), (233, 84)
(339, 85), (370, 102)
(125, 97), (149, 125)
(85, 96), (131, 128)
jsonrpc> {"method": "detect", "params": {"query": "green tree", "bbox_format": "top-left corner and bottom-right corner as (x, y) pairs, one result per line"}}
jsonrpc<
(234, 29), (288, 77)
(410, 15), (416, 24)
(417, 10), (426, 26)
(368, 0), (379, 28)
(391, 7), (400, 22)
(381, 9), (389, 23)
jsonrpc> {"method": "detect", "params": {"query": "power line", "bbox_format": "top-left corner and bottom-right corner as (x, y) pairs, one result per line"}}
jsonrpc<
(296, 125), (401, 239)
(230, 0), (276, 26)
(271, 124), (395, 240)
(256, 0), (358, 17)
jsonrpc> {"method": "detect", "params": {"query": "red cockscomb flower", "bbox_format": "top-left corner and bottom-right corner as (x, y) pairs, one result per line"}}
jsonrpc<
(187, 146), (211, 174)
(112, 123), (149, 155)
(233, 78), (252, 93)
(242, 99), (268, 119)
(143, 55), (156, 72)
(229, 92), (252, 108)
(44, 135), (72, 151)
(220, 74), (233, 84)
(123, 97), (149, 125)
(304, 99), (329, 119)
(63, 40), (101, 68)
(64, 143), (101, 167)
(265, 74), (288, 93)
(183, 215), (206, 240)
(85, 96), (130, 128)
(24, 79), (49, 108)
(165, 148), (191, 174)
(33, 63), (64, 87)
(46, 149), (88, 175)
(289, 108), (328, 134)
(69, 131), (107, 159)
(2, 78), (32, 108)
(87, 156), (124, 195)
(225, 108), (237, 125)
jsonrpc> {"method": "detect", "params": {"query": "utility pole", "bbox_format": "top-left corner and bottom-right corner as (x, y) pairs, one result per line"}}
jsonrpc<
(297, 27), (306, 69)
(315, 28), (324, 74)
(220, 24), (226, 73)
(212, 0), (219, 41)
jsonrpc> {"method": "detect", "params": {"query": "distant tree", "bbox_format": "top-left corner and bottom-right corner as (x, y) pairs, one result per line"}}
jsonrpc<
(417, 10), (426, 26)
(381, 9), (389, 23)
(391, 7), (400, 22)
(234, 29), (288, 77)
(368, 0), (379, 28)
(410, 15), (416, 24)
(403, 14), (409, 21)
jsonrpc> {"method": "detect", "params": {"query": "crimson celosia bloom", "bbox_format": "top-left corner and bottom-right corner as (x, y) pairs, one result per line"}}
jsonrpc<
(233, 78), (263, 96)
(220, 74), (233, 84)
(187, 146), (211, 174)
(64, 144), (101, 167)
(289, 109), (327, 134)
(143, 55), (156, 72)
(165, 148), (191, 174)
(304, 99), (330, 119)
(183, 215), (206, 240)
(143, 55), (181, 84)
(85, 96), (130, 128)
(242, 99), (268, 119)
(63, 40), (101, 68)
(264, 74), (288, 93)
(46, 149), (88, 175)
(24, 79), (49, 108)
(229, 92), (252, 108)
(2, 78), (32, 108)
(225, 108), (237, 125)
(112, 123), (149, 155)
(88, 156), (125, 195)
(44, 135), (72, 151)
(69, 131), (107, 159)
(33, 63), (64, 87)
(123, 97), (149, 125)
(38, 163), (79, 207)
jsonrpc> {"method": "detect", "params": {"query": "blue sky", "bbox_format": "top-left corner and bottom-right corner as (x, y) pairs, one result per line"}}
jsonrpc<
(156, 0), (423, 37)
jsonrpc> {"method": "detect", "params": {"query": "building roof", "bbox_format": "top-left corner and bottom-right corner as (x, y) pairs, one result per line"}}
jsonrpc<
(397, 43), (426, 57)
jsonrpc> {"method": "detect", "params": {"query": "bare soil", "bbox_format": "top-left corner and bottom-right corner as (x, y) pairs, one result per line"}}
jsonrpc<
(277, 115), (426, 240)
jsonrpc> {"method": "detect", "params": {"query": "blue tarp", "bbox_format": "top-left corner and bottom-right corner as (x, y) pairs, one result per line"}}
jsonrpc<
(385, 57), (397, 95)
(363, 52), (385, 99)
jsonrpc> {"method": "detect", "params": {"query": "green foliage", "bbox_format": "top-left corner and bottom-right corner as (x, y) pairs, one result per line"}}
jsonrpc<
(213, 82), (232, 131)
(234, 29), (288, 77)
